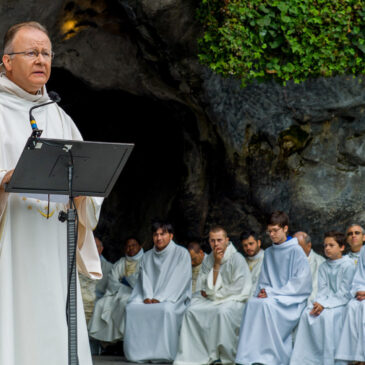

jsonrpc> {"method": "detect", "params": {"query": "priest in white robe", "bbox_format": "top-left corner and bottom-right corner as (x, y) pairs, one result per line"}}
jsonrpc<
(240, 230), (264, 294)
(123, 221), (192, 362)
(295, 231), (325, 304)
(335, 245), (365, 363)
(236, 211), (312, 365)
(95, 236), (113, 299)
(345, 224), (365, 265)
(188, 240), (206, 293)
(0, 22), (102, 365)
(174, 226), (252, 365)
(88, 237), (143, 342)
(290, 231), (355, 365)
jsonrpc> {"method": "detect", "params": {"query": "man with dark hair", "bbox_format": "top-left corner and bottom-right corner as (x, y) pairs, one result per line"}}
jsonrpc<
(88, 237), (143, 342)
(188, 240), (206, 292)
(294, 231), (325, 304)
(0, 22), (103, 365)
(236, 211), (312, 365)
(174, 226), (252, 365)
(240, 230), (264, 294)
(123, 221), (191, 362)
(346, 223), (365, 265)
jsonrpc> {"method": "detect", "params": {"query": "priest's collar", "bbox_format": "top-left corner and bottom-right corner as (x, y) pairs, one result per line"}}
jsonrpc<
(272, 236), (298, 249)
(153, 240), (175, 255)
(126, 248), (144, 262)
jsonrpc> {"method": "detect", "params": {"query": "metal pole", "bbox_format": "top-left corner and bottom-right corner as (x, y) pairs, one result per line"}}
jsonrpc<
(67, 206), (78, 365)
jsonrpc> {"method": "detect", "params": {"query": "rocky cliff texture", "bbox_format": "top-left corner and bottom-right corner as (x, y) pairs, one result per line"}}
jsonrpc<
(2, 0), (365, 256)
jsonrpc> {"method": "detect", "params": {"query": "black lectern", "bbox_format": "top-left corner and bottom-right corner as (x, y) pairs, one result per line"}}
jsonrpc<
(6, 136), (134, 365)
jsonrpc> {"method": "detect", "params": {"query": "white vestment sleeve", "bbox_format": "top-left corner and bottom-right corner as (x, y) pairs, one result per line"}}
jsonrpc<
(106, 258), (126, 294)
(351, 246), (365, 295)
(263, 261), (311, 302)
(0, 170), (9, 223)
(315, 261), (356, 308)
(76, 197), (103, 279)
(207, 254), (252, 301)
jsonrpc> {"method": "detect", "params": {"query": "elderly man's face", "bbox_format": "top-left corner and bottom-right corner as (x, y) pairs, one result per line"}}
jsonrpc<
(294, 232), (311, 256)
(2, 27), (52, 94)
(125, 238), (141, 257)
(153, 228), (173, 251)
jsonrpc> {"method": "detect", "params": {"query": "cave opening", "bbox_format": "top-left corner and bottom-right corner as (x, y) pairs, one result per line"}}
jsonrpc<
(47, 67), (197, 261)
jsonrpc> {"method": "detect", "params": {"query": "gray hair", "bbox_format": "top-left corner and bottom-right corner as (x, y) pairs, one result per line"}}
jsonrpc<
(294, 231), (311, 245)
(3, 21), (50, 54)
(347, 224), (365, 234)
(304, 233), (311, 244)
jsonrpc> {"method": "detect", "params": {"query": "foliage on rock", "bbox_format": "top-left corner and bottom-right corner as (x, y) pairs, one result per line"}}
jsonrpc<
(197, 0), (365, 85)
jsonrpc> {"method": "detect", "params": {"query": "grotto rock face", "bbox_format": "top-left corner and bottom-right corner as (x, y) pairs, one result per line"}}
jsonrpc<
(2, 1), (365, 254)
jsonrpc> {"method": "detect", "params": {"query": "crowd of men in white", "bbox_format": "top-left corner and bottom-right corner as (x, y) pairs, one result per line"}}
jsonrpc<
(83, 212), (365, 365)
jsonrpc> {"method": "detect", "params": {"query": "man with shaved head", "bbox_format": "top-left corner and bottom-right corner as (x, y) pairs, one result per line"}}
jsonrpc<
(294, 231), (325, 304)
(346, 223), (365, 265)
(174, 226), (252, 365)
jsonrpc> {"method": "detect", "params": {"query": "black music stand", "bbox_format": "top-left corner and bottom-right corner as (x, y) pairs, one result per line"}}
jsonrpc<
(6, 136), (134, 365)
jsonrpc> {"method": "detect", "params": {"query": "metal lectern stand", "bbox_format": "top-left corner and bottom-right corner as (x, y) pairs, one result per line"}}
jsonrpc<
(6, 136), (134, 365)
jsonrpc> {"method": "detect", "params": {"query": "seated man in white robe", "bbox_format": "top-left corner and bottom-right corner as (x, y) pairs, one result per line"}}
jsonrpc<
(188, 240), (206, 293)
(290, 231), (356, 365)
(240, 230), (264, 294)
(294, 231), (325, 304)
(88, 237), (143, 342)
(124, 221), (191, 363)
(95, 236), (113, 300)
(345, 223), (365, 265)
(236, 211), (312, 365)
(336, 245), (365, 364)
(80, 235), (111, 323)
(174, 226), (252, 365)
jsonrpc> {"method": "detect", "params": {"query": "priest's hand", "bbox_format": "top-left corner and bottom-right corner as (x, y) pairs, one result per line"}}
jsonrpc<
(213, 247), (224, 266)
(0, 169), (14, 190)
(151, 298), (160, 303)
(355, 291), (365, 301)
(310, 302), (324, 316)
(143, 298), (152, 304)
(201, 290), (207, 298)
(257, 289), (267, 298)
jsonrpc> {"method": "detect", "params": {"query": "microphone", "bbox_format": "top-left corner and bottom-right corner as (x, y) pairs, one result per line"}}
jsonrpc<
(29, 91), (61, 138)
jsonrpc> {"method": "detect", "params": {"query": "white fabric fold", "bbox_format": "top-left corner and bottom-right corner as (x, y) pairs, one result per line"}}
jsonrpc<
(124, 240), (191, 362)
(290, 256), (355, 365)
(174, 242), (252, 365)
(335, 246), (365, 362)
(88, 250), (144, 342)
(0, 75), (102, 365)
(236, 237), (312, 365)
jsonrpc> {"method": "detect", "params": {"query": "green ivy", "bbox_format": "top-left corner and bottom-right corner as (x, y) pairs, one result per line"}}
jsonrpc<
(197, 0), (365, 85)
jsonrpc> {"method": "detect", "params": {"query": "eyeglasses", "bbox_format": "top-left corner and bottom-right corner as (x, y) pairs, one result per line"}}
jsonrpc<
(347, 231), (361, 236)
(266, 227), (282, 235)
(7, 49), (55, 60)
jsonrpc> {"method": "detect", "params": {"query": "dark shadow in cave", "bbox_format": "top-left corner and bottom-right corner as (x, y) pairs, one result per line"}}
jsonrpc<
(47, 67), (196, 261)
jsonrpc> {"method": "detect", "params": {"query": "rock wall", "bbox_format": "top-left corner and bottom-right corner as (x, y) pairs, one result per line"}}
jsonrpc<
(2, 1), (365, 256)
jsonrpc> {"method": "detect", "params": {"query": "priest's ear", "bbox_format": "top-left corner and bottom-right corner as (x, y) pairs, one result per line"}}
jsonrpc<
(1, 55), (13, 72)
